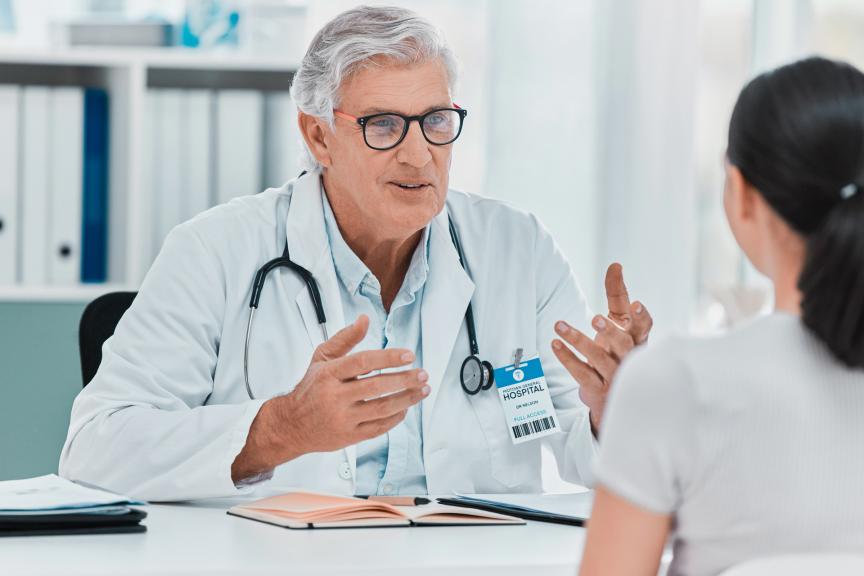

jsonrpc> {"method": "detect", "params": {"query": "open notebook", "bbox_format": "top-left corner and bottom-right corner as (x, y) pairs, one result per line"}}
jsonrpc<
(228, 492), (526, 529)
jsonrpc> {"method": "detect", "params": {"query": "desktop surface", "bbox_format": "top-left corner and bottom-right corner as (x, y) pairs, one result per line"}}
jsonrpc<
(1, 496), (590, 576)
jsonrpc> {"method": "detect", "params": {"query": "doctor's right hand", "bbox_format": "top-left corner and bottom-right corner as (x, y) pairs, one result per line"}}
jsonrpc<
(231, 315), (429, 484)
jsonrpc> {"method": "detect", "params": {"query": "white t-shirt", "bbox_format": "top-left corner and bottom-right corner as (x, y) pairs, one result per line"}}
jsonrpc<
(594, 313), (864, 576)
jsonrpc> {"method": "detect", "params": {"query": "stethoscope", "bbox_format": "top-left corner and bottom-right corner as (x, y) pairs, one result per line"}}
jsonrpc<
(243, 183), (494, 400)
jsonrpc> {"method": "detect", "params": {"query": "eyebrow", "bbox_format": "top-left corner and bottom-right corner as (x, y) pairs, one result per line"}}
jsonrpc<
(359, 103), (453, 116)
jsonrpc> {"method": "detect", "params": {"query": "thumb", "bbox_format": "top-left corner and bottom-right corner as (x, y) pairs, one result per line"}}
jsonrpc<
(605, 262), (632, 326)
(312, 315), (369, 362)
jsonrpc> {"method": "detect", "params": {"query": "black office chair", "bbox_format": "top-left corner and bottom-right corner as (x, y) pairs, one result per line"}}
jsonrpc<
(79, 291), (137, 387)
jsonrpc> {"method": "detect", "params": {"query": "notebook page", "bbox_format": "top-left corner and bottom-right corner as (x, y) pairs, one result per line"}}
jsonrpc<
(233, 492), (407, 522)
(399, 504), (524, 524)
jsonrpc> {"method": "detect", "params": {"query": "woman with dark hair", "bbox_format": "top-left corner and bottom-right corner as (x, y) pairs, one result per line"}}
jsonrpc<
(572, 57), (864, 575)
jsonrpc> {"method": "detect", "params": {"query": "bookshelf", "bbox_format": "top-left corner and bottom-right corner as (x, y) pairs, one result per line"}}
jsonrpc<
(0, 48), (301, 302)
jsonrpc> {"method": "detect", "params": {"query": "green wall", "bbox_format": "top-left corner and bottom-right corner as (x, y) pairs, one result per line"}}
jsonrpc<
(0, 303), (86, 480)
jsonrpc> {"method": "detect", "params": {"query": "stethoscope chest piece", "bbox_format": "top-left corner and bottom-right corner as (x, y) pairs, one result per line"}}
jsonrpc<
(460, 355), (495, 395)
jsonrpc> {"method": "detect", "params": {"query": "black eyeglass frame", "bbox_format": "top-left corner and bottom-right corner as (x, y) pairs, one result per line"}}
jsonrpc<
(337, 107), (468, 151)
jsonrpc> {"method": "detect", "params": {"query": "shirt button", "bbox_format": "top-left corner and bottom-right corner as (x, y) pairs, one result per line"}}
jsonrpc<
(338, 461), (352, 480)
(382, 483), (394, 495)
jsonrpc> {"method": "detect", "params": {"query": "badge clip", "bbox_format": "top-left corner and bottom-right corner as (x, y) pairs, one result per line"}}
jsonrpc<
(513, 347), (524, 368)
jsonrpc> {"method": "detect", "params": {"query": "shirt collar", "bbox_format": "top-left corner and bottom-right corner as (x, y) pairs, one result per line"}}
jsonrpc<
(322, 191), (431, 300)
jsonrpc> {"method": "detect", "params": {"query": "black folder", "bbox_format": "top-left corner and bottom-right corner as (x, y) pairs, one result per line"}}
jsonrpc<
(0, 508), (147, 537)
(436, 496), (587, 527)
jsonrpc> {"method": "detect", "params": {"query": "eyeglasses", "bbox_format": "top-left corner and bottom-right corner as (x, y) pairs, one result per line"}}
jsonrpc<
(333, 106), (468, 151)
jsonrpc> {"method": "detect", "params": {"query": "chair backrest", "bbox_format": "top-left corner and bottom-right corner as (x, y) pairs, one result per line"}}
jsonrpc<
(78, 291), (137, 387)
(720, 554), (864, 576)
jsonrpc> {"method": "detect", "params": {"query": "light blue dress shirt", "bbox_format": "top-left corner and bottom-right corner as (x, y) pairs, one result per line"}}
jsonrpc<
(322, 194), (430, 496)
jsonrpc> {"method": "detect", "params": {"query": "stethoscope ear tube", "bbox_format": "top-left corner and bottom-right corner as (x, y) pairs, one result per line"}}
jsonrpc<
(249, 268), (267, 308)
(244, 242), (328, 400)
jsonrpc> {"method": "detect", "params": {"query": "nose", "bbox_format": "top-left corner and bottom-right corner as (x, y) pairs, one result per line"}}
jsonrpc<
(395, 120), (433, 168)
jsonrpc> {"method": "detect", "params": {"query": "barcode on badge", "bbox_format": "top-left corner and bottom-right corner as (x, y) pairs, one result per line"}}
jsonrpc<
(511, 416), (556, 439)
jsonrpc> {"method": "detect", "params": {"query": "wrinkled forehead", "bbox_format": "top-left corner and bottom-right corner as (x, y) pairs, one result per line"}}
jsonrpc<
(337, 57), (453, 116)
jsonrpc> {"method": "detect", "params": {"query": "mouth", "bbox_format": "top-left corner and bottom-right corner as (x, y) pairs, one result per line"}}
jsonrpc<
(389, 181), (433, 192)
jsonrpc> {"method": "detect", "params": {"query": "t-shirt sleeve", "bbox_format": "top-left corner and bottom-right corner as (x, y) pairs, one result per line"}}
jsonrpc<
(593, 337), (699, 514)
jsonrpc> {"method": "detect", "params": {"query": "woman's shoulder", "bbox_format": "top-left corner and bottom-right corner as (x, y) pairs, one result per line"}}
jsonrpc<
(614, 313), (818, 408)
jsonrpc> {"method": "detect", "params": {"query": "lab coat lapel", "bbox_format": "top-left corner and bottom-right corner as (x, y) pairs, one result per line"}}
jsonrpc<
(285, 173), (346, 349)
(421, 207), (474, 440)
(284, 174), (356, 480)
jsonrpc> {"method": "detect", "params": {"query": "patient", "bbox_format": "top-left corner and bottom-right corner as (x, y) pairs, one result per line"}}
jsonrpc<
(579, 56), (864, 576)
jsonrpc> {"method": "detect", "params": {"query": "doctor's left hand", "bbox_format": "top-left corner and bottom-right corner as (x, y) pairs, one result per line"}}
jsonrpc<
(551, 263), (653, 434)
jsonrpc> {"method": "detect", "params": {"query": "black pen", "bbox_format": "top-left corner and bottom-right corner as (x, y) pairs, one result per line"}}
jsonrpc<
(356, 495), (432, 506)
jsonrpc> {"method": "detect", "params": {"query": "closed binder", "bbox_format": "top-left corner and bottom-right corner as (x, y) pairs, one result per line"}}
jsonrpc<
(182, 89), (213, 220)
(216, 90), (263, 204)
(20, 86), (50, 285)
(0, 85), (19, 285)
(49, 87), (84, 285)
(153, 89), (183, 252)
(81, 88), (109, 283)
(263, 91), (303, 188)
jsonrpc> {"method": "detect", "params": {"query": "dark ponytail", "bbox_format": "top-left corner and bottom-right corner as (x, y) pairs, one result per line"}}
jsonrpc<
(727, 56), (864, 368)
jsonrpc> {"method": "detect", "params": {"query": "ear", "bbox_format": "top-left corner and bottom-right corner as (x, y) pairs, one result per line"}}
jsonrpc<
(725, 162), (758, 223)
(298, 112), (333, 168)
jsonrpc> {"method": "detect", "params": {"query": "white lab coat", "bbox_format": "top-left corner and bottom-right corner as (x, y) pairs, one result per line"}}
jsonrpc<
(60, 172), (598, 501)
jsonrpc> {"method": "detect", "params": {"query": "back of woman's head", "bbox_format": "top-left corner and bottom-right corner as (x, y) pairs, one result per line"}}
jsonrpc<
(727, 56), (864, 368)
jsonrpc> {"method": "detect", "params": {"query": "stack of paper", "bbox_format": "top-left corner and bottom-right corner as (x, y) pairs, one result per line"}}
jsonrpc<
(0, 474), (147, 537)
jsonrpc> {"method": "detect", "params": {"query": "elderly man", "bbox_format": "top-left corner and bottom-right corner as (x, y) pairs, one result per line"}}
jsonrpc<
(60, 6), (651, 501)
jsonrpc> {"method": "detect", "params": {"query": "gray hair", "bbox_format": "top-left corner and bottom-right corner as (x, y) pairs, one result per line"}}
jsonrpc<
(290, 5), (459, 171)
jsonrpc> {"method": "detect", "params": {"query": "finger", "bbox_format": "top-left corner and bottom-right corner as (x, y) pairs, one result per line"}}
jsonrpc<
(328, 348), (415, 380)
(628, 301), (653, 345)
(591, 315), (634, 362)
(344, 369), (428, 402)
(605, 263), (632, 327)
(355, 410), (408, 441)
(312, 315), (370, 362)
(353, 385), (430, 423)
(551, 339), (605, 393)
(554, 321), (618, 382)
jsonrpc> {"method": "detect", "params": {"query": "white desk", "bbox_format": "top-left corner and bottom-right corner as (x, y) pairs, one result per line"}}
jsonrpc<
(2, 497), (591, 576)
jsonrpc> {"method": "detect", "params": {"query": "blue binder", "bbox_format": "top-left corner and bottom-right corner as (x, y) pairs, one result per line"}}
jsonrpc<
(81, 89), (109, 283)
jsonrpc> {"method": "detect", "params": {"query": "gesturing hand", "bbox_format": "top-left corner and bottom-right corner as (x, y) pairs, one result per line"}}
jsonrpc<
(232, 315), (429, 482)
(551, 263), (653, 434)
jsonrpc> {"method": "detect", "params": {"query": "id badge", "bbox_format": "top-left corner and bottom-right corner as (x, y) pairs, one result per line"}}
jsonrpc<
(494, 355), (560, 445)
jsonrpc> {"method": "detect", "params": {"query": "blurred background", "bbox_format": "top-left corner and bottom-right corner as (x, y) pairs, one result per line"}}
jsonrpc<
(1, 0), (863, 482)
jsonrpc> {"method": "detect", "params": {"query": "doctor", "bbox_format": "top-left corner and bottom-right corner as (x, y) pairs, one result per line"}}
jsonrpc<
(60, 6), (652, 501)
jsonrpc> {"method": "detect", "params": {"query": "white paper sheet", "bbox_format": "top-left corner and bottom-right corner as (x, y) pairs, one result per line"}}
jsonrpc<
(0, 474), (143, 513)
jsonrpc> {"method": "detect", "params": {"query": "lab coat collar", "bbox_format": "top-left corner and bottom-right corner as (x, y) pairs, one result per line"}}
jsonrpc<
(285, 172), (347, 346)
(284, 172), (330, 279)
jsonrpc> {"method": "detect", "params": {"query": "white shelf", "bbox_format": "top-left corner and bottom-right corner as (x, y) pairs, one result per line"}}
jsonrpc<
(0, 47), (301, 71)
(0, 48), (301, 302)
(0, 284), (137, 303)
